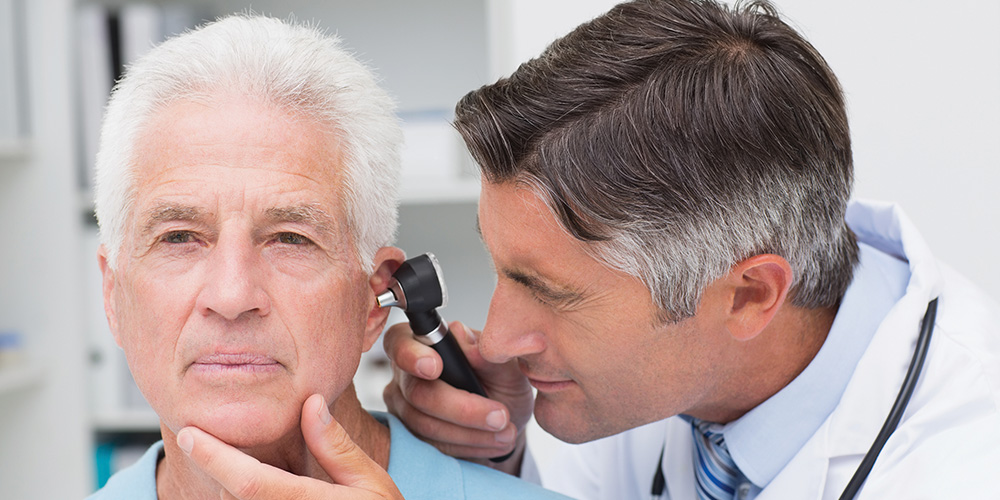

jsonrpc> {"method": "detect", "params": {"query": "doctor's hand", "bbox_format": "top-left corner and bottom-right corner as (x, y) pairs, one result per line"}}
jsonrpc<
(177, 394), (403, 500)
(382, 320), (534, 474)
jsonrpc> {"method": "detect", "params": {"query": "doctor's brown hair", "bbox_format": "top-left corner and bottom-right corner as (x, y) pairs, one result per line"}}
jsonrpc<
(455, 0), (858, 320)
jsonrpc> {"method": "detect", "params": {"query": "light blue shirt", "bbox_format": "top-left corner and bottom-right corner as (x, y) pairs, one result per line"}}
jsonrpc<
(88, 412), (568, 500)
(721, 242), (911, 495)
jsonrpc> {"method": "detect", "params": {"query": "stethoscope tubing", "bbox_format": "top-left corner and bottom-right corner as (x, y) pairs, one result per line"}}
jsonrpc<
(838, 298), (938, 499)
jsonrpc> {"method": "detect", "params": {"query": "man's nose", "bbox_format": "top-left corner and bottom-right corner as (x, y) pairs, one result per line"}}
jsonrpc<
(478, 284), (546, 364)
(195, 233), (270, 321)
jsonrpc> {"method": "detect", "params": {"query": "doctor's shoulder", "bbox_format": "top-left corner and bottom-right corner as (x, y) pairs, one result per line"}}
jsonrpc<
(863, 265), (1000, 496)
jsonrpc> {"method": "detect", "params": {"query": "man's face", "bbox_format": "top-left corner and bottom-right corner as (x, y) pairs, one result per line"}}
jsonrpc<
(477, 182), (734, 443)
(100, 97), (387, 447)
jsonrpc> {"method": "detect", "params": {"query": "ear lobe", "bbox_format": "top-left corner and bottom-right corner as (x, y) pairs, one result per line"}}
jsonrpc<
(97, 245), (123, 348)
(362, 247), (407, 352)
(725, 254), (793, 341)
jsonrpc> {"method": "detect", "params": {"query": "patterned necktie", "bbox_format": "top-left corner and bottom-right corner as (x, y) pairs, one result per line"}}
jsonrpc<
(691, 419), (747, 500)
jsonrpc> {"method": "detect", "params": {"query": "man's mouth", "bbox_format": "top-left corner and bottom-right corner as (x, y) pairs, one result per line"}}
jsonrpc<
(190, 353), (281, 374)
(519, 362), (574, 392)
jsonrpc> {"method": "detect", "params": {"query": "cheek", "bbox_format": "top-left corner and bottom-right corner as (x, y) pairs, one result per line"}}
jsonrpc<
(285, 277), (370, 384)
(111, 272), (192, 398)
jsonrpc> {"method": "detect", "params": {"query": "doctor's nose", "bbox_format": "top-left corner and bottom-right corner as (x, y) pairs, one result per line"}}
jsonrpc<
(478, 284), (546, 364)
(195, 233), (271, 321)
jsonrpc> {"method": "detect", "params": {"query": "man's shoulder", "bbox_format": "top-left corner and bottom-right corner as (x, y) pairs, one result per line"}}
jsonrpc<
(86, 441), (163, 500)
(373, 411), (570, 499)
(456, 459), (572, 499)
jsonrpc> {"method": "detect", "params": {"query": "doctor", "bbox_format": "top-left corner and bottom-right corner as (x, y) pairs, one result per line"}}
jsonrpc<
(382, 0), (1000, 498)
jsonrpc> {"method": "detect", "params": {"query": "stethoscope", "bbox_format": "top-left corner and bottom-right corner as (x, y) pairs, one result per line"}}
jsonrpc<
(651, 298), (938, 500)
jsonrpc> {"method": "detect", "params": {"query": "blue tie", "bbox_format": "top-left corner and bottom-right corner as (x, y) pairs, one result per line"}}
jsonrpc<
(691, 419), (747, 500)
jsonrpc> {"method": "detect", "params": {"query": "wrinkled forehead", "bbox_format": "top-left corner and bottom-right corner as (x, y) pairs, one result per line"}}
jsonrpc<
(123, 95), (353, 237)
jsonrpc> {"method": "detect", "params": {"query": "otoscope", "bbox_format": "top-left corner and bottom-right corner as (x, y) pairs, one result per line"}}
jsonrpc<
(377, 253), (488, 398)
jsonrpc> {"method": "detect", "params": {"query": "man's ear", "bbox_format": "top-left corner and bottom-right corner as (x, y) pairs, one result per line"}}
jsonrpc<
(724, 254), (793, 341)
(362, 247), (406, 352)
(97, 245), (123, 348)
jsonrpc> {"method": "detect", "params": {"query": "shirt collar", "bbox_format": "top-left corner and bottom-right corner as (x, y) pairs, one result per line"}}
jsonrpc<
(721, 242), (910, 486)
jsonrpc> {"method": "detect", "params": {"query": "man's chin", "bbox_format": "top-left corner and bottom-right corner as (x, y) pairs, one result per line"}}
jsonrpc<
(172, 402), (299, 449)
(534, 394), (597, 444)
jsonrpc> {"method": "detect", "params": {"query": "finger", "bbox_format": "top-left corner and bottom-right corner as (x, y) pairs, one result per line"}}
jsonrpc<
(385, 380), (519, 457)
(395, 365), (513, 432)
(383, 322), (441, 380)
(182, 425), (395, 500)
(301, 394), (403, 498)
(178, 427), (312, 499)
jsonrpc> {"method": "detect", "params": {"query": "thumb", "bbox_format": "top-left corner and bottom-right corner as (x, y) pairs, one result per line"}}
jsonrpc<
(301, 394), (402, 498)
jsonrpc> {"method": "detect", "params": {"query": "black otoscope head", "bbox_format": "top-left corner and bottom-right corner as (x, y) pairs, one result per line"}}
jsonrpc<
(376, 253), (448, 334)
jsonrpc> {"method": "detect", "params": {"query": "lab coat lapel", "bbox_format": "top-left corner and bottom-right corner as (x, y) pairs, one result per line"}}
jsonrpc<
(662, 417), (697, 500)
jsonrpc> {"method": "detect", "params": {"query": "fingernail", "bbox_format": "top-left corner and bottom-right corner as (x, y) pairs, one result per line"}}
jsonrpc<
(463, 324), (478, 344)
(177, 429), (193, 454)
(415, 357), (436, 379)
(317, 396), (332, 426)
(486, 409), (507, 431)
(496, 426), (516, 444)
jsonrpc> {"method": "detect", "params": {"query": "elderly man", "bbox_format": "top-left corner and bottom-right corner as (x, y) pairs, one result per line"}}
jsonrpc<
(88, 14), (567, 500)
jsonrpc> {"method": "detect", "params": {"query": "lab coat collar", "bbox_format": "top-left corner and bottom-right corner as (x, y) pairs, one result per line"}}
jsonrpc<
(825, 200), (941, 450)
(765, 200), (943, 497)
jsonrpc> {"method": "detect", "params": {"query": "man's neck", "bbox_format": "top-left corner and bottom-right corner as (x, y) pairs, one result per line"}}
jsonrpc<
(155, 384), (390, 499)
(693, 303), (838, 424)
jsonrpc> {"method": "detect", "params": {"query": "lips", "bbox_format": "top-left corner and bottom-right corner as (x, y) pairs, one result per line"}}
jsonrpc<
(189, 353), (282, 375)
(519, 362), (574, 392)
(194, 353), (278, 365)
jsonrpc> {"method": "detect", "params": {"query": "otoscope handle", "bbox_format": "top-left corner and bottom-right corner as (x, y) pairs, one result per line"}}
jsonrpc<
(409, 312), (488, 398)
(431, 330), (488, 398)
(411, 315), (514, 462)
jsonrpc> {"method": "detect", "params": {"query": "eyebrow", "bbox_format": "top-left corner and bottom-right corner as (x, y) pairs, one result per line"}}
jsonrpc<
(504, 268), (583, 306)
(263, 205), (337, 234)
(139, 203), (338, 238)
(140, 204), (206, 238)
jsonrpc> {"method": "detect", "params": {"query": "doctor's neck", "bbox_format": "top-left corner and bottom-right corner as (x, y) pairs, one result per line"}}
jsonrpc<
(689, 302), (838, 424)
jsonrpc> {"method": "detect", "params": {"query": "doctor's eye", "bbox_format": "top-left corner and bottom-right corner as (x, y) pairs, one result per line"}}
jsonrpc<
(276, 232), (313, 246)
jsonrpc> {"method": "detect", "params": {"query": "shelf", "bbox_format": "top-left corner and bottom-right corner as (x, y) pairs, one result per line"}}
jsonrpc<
(92, 410), (161, 433)
(0, 363), (44, 396)
(0, 138), (30, 161)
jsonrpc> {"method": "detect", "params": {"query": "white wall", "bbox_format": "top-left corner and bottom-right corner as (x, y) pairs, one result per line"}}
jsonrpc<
(773, 0), (1000, 301)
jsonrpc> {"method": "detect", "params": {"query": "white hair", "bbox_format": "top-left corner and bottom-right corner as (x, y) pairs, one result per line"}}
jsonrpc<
(94, 14), (401, 271)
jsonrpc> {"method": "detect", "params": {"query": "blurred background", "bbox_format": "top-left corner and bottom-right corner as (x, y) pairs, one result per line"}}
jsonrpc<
(0, 0), (996, 497)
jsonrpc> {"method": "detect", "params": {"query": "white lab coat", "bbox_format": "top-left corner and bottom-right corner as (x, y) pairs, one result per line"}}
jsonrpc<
(534, 200), (1000, 499)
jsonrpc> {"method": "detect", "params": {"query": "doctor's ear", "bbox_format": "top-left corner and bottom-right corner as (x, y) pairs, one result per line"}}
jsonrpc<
(724, 254), (793, 341)
(363, 247), (407, 349)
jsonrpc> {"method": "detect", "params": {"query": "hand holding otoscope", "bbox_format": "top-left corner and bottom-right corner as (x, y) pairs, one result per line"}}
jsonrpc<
(377, 253), (514, 462)
(376, 253), (488, 397)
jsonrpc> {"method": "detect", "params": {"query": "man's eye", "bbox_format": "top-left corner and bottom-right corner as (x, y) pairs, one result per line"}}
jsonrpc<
(162, 231), (195, 244)
(277, 232), (312, 245)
